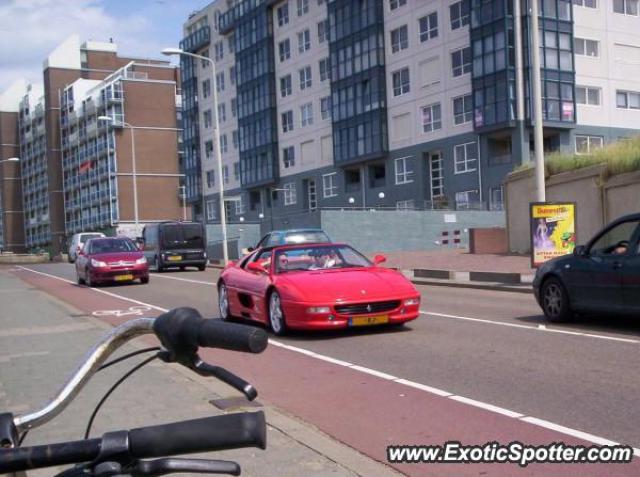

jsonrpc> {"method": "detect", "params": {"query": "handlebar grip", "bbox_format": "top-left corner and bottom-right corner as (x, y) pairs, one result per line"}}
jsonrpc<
(129, 412), (267, 459)
(197, 319), (268, 354)
(153, 307), (268, 357)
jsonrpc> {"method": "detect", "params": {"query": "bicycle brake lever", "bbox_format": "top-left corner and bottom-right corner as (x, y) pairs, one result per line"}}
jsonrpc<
(132, 458), (240, 476)
(191, 358), (258, 401)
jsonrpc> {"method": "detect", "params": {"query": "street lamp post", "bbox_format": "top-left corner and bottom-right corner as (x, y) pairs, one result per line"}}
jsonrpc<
(97, 116), (139, 225)
(162, 47), (229, 265)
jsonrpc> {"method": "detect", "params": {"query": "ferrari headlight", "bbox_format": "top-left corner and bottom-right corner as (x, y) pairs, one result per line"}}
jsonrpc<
(404, 298), (420, 306)
(307, 306), (331, 314)
(91, 258), (107, 268)
(135, 257), (147, 265)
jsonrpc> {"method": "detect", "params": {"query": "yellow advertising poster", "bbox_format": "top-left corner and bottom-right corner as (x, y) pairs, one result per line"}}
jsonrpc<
(530, 203), (576, 267)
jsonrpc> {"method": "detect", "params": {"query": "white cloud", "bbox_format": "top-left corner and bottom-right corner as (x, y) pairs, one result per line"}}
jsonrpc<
(0, 0), (164, 92)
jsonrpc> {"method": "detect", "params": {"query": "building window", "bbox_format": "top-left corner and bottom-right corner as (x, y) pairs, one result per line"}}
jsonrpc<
(202, 79), (211, 99)
(280, 75), (292, 97)
(298, 29), (311, 53)
(232, 130), (238, 149)
(390, 0), (407, 10)
(284, 182), (297, 205)
(455, 190), (479, 210)
(616, 90), (640, 109)
(395, 156), (414, 184)
(576, 86), (601, 106)
(319, 57), (330, 81)
(231, 98), (237, 117)
(200, 49), (209, 68)
(228, 33), (235, 53)
(574, 37), (599, 57)
(301, 102), (313, 126)
(233, 162), (240, 181)
(454, 142), (478, 173)
(230, 66), (235, 85)
(216, 71), (225, 92)
(205, 140), (213, 160)
(277, 3), (289, 26)
(279, 39), (291, 62)
(321, 96), (331, 120)
(206, 170), (215, 188)
(299, 66), (312, 90)
(283, 146), (295, 168)
(419, 12), (438, 43)
(223, 165), (229, 184)
(206, 200), (216, 220)
(396, 199), (415, 210)
(453, 94), (473, 124)
(573, 0), (597, 7)
(391, 25), (408, 53)
(323, 173), (337, 198)
(235, 196), (245, 214)
(203, 109), (212, 128)
(214, 41), (224, 61)
(220, 134), (228, 153)
(392, 67), (410, 96)
(451, 47), (472, 77)
(297, 0), (309, 16)
(217, 103), (226, 122)
(421, 103), (442, 132)
(613, 0), (639, 15)
(318, 19), (329, 43)
(282, 110), (294, 133)
(450, 0), (470, 29)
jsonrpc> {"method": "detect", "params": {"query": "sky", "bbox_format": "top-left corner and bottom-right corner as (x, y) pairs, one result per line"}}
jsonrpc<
(0, 0), (209, 92)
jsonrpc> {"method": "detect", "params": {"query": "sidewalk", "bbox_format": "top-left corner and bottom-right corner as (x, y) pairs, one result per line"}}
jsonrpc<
(0, 269), (398, 477)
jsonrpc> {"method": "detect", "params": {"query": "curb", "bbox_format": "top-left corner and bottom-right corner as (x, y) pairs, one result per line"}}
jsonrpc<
(410, 278), (533, 294)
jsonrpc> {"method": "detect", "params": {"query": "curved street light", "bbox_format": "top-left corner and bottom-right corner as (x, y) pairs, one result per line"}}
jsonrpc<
(162, 47), (229, 265)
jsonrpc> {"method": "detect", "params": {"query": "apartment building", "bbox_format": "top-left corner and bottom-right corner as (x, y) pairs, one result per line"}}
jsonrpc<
(180, 0), (640, 227)
(5, 35), (184, 254)
(0, 80), (28, 252)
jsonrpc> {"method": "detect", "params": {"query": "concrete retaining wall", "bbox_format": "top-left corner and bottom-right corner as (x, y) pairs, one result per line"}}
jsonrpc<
(0, 253), (50, 264)
(505, 165), (640, 253)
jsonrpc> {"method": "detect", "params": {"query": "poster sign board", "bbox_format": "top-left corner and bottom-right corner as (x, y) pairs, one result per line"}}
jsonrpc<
(530, 202), (576, 268)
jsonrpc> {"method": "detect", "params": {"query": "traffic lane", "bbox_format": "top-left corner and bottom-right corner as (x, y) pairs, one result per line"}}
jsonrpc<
(11, 267), (639, 477)
(15, 264), (640, 448)
(418, 283), (640, 340)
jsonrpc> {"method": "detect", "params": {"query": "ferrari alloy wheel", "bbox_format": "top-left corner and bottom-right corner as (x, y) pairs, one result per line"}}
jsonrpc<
(268, 291), (287, 336)
(219, 283), (231, 320)
(541, 277), (572, 323)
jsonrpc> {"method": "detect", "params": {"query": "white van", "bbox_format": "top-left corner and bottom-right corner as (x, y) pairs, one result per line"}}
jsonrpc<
(68, 232), (106, 263)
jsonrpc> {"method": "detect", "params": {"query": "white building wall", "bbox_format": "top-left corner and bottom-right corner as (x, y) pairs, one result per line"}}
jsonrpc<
(384, 0), (473, 150)
(272, 0), (333, 178)
(573, 1), (640, 131)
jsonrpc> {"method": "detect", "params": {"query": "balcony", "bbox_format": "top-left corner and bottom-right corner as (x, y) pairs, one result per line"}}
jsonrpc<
(179, 25), (210, 53)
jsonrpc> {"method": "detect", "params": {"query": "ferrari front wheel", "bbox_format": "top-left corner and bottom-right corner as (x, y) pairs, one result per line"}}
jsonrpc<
(218, 283), (231, 320)
(268, 291), (287, 336)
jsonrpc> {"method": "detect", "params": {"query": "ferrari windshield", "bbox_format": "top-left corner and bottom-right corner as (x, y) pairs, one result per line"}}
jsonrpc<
(274, 245), (372, 273)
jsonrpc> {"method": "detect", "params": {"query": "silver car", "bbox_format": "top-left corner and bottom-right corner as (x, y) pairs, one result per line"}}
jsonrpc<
(68, 232), (106, 263)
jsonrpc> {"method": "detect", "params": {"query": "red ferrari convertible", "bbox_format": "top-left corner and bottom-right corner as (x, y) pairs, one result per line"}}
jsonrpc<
(217, 243), (420, 335)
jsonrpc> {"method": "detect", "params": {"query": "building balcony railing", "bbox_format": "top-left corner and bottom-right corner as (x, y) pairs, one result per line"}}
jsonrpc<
(180, 24), (210, 53)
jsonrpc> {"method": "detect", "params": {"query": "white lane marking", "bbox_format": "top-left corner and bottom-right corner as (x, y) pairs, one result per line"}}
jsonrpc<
(152, 274), (215, 286)
(422, 311), (640, 344)
(15, 266), (169, 313)
(92, 306), (153, 318)
(15, 266), (640, 454)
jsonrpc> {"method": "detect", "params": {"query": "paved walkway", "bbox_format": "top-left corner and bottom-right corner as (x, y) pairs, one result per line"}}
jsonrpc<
(376, 248), (534, 274)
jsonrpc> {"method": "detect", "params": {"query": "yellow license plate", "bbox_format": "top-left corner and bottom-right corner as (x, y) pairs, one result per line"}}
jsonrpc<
(114, 274), (134, 281)
(350, 315), (389, 326)
(167, 256), (182, 261)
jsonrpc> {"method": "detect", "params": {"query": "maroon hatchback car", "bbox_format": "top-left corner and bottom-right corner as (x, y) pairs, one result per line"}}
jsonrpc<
(75, 237), (149, 287)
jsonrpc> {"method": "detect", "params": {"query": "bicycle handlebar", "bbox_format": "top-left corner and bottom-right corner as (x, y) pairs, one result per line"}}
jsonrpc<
(14, 308), (268, 432)
(0, 412), (266, 474)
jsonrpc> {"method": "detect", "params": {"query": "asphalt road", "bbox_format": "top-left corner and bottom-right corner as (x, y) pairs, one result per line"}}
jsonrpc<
(10, 263), (640, 464)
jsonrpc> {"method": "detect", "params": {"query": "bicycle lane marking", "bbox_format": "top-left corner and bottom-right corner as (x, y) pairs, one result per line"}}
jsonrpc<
(13, 266), (640, 475)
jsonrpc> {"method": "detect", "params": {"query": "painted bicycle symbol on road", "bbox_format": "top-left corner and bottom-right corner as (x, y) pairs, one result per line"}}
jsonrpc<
(92, 306), (153, 318)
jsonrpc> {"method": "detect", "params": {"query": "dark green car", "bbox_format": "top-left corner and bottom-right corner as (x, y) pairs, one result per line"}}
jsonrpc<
(533, 213), (640, 321)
